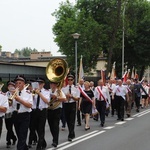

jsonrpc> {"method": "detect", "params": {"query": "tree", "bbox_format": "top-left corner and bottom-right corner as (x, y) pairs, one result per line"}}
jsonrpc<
(52, 0), (150, 78)
(14, 47), (38, 57)
(0, 45), (2, 51)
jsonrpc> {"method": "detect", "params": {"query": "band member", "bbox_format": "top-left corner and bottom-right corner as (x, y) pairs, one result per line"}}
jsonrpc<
(112, 79), (129, 121)
(30, 78), (50, 150)
(13, 75), (33, 150)
(78, 81), (95, 130)
(47, 81), (66, 148)
(125, 79), (135, 117)
(134, 78), (147, 112)
(0, 87), (8, 139)
(95, 79), (111, 127)
(27, 80), (38, 148)
(5, 81), (17, 148)
(62, 73), (80, 141)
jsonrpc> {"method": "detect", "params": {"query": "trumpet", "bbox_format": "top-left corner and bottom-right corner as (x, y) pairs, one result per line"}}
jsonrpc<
(0, 83), (4, 91)
(8, 87), (19, 105)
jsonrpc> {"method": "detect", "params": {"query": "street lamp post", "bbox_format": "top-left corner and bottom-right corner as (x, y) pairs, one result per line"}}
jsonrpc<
(72, 33), (80, 85)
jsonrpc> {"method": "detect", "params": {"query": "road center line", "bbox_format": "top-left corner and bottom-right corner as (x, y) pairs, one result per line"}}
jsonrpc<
(132, 109), (150, 117)
(103, 126), (115, 129)
(115, 121), (126, 125)
(125, 118), (134, 121)
(56, 131), (106, 150)
(137, 110), (150, 117)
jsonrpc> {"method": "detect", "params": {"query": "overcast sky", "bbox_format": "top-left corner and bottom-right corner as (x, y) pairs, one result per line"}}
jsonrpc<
(0, 0), (75, 56)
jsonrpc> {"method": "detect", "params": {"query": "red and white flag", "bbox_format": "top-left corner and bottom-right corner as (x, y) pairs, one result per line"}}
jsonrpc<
(110, 62), (116, 80)
(131, 67), (135, 79)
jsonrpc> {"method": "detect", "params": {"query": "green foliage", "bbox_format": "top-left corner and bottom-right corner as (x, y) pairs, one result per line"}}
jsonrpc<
(14, 47), (38, 57)
(52, 0), (150, 77)
(0, 45), (2, 51)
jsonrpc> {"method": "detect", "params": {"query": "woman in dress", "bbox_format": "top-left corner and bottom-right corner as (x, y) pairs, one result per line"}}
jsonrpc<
(79, 81), (95, 130)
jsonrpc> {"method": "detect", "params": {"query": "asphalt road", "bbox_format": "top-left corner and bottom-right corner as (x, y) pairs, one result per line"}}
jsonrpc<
(0, 107), (150, 150)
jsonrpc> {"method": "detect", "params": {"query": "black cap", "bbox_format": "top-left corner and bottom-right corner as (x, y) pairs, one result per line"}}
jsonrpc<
(67, 73), (75, 79)
(36, 77), (45, 83)
(14, 75), (26, 83)
(7, 81), (15, 86)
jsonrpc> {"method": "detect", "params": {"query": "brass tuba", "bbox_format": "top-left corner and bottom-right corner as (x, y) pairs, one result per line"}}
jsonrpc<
(46, 58), (68, 110)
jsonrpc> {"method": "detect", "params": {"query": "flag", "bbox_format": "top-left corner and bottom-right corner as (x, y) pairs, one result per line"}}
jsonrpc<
(131, 67), (135, 79)
(78, 55), (84, 82)
(122, 71), (128, 83)
(110, 62), (116, 80)
(127, 69), (130, 79)
(134, 69), (139, 79)
(101, 70), (106, 85)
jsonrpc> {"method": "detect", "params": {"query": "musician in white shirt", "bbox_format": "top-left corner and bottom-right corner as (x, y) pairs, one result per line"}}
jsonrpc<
(94, 79), (110, 127)
(112, 79), (129, 121)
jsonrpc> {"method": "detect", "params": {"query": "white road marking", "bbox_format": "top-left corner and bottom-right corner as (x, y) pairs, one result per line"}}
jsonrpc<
(125, 118), (134, 121)
(137, 110), (150, 117)
(132, 109), (150, 117)
(115, 121), (126, 125)
(103, 126), (115, 129)
(47, 130), (99, 150)
(56, 131), (106, 150)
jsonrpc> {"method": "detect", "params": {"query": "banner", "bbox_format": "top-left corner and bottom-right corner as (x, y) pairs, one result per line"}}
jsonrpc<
(78, 55), (84, 82)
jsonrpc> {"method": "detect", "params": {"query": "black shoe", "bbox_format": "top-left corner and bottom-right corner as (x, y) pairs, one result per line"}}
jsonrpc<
(136, 109), (139, 112)
(93, 117), (98, 121)
(101, 123), (104, 127)
(85, 127), (90, 131)
(117, 118), (121, 120)
(77, 124), (81, 126)
(127, 114), (130, 118)
(51, 143), (57, 148)
(12, 138), (17, 145)
(6, 144), (11, 148)
(28, 144), (32, 148)
(68, 138), (72, 142)
(121, 118), (124, 121)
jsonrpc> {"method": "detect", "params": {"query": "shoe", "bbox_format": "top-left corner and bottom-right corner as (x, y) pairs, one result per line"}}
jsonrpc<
(51, 143), (57, 147)
(85, 127), (90, 130)
(121, 118), (124, 121)
(6, 144), (11, 148)
(77, 124), (81, 126)
(28, 144), (32, 148)
(117, 118), (121, 121)
(12, 138), (17, 145)
(93, 118), (98, 121)
(101, 123), (104, 127)
(136, 109), (139, 112)
(126, 114), (130, 118)
(68, 138), (72, 142)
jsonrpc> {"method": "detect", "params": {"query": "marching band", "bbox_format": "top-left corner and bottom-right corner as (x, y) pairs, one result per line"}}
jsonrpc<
(0, 69), (150, 150)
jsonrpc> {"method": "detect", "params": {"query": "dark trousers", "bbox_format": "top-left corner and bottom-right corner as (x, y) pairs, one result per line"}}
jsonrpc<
(5, 117), (17, 144)
(13, 112), (30, 150)
(77, 101), (81, 125)
(96, 100), (106, 124)
(31, 109), (47, 150)
(60, 103), (66, 128)
(47, 108), (62, 144)
(116, 96), (125, 119)
(111, 95), (116, 116)
(135, 95), (141, 110)
(28, 111), (37, 145)
(64, 102), (76, 139)
(0, 117), (3, 138)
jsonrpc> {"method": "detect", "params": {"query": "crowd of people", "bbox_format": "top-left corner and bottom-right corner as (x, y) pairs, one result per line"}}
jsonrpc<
(0, 73), (150, 150)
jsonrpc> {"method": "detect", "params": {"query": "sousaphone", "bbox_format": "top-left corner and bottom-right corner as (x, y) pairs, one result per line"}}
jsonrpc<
(46, 58), (68, 109)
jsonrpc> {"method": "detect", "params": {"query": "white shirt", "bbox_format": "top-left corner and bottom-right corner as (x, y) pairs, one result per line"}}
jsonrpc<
(49, 88), (66, 109)
(32, 88), (50, 110)
(62, 85), (80, 103)
(0, 93), (9, 117)
(13, 89), (33, 113)
(141, 85), (149, 95)
(113, 85), (128, 100)
(94, 86), (111, 104)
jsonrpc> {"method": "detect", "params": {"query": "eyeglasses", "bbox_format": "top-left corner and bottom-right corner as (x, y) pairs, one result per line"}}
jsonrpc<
(68, 79), (73, 81)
